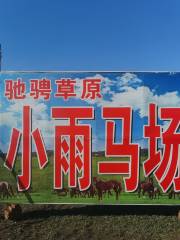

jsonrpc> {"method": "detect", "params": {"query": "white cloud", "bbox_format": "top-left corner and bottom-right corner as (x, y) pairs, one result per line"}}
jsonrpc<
(7, 94), (48, 120)
(0, 112), (19, 128)
(110, 86), (146, 115)
(93, 81), (180, 119)
(72, 73), (145, 112)
(73, 73), (180, 120)
(117, 73), (142, 88)
(0, 94), (68, 151)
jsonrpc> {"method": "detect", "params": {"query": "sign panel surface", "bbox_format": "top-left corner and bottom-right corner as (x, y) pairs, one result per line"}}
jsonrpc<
(0, 71), (179, 204)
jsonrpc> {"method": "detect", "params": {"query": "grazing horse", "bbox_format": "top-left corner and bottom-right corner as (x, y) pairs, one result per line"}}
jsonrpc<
(93, 177), (122, 201)
(0, 183), (10, 199)
(138, 178), (154, 198)
(168, 189), (180, 199)
(153, 187), (161, 199)
(81, 184), (97, 198)
(110, 180), (122, 200)
(147, 187), (161, 199)
(0, 181), (14, 199)
(69, 187), (82, 198)
(69, 184), (97, 198)
(55, 188), (69, 196)
(87, 184), (96, 198)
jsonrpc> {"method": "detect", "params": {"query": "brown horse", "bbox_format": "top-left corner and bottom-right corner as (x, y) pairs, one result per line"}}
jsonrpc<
(153, 187), (161, 199)
(81, 184), (97, 198)
(69, 185), (97, 198)
(69, 187), (82, 198)
(168, 189), (180, 199)
(138, 178), (154, 198)
(147, 187), (161, 199)
(0, 181), (15, 199)
(93, 177), (122, 201)
(55, 188), (69, 196)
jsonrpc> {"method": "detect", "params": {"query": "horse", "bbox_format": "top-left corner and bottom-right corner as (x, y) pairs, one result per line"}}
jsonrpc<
(93, 177), (122, 201)
(137, 178), (154, 198)
(168, 189), (180, 199)
(0, 183), (10, 199)
(55, 188), (69, 196)
(0, 181), (15, 199)
(147, 187), (161, 199)
(81, 184), (97, 198)
(109, 180), (122, 200)
(153, 187), (161, 199)
(69, 187), (82, 198)
(87, 184), (96, 198)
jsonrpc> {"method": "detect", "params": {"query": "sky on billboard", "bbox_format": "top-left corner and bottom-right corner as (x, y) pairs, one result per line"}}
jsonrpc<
(1, 71), (180, 152)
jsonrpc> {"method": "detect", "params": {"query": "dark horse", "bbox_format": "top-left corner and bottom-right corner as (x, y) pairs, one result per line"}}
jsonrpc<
(168, 188), (180, 199)
(137, 177), (154, 198)
(0, 181), (15, 199)
(93, 177), (122, 201)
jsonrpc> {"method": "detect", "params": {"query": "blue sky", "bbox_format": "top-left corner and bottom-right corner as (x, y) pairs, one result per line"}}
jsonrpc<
(0, 0), (180, 71)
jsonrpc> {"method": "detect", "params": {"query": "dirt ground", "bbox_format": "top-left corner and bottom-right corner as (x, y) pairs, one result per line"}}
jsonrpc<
(0, 204), (180, 240)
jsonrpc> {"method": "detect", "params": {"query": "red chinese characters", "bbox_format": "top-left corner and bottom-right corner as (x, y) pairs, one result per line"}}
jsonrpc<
(144, 103), (180, 192)
(4, 101), (180, 193)
(55, 79), (76, 100)
(52, 107), (94, 190)
(30, 78), (51, 100)
(5, 79), (26, 100)
(5, 106), (48, 191)
(98, 107), (139, 192)
(143, 104), (161, 177)
(81, 79), (102, 100)
(4, 78), (102, 101)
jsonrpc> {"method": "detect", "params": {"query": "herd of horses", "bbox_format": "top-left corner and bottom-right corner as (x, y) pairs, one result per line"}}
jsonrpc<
(55, 177), (122, 201)
(0, 177), (179, 201)
(55, 177), (180, 201)
(137, 177), (161, 199)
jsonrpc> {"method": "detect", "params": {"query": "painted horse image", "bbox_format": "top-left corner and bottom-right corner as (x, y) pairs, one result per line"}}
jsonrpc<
(0, 181), (15, 199)
(137, 177), (154, 198)
(93, 177), (122, 201)
(168, 188), (180, 199)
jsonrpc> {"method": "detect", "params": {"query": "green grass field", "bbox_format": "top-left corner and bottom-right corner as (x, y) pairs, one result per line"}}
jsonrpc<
(0, 155), (179, 204)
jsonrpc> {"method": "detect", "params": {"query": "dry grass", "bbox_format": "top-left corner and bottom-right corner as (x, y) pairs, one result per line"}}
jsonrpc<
(0, 205), (180, 240)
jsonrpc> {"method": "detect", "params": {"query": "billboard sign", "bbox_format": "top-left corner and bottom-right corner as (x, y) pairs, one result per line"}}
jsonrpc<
(0, 71), (180, 204)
